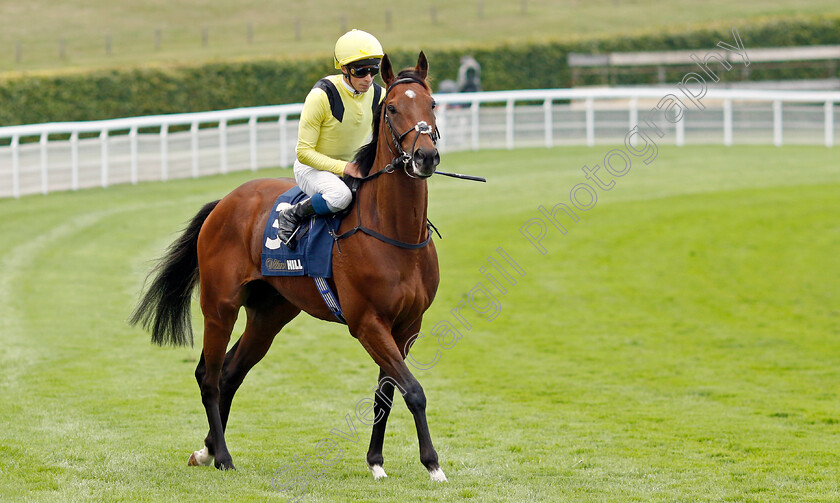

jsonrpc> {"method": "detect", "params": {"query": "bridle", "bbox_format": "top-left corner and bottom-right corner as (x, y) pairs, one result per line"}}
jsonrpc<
(381, 77), (441, 179)
(331, 77), (443, 250)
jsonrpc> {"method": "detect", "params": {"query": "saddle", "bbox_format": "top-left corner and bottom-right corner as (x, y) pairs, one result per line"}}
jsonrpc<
(261, 187), (342, 278)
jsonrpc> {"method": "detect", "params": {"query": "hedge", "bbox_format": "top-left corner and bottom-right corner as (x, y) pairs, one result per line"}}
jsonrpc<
(1, 15), (838, 126)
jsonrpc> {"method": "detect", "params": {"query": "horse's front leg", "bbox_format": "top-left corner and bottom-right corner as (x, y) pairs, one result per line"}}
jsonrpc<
(366, 368), (395, 479)
(356, 318), (446, 482)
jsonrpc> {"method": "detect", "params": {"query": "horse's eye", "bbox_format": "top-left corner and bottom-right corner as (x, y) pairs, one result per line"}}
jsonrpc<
(387, 104), (397, 113)
(431, 100), (437, 110)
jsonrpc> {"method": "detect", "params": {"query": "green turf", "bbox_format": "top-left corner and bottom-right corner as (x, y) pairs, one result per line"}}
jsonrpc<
(1, 0), (838, 74)
(0, 145), (838, 502)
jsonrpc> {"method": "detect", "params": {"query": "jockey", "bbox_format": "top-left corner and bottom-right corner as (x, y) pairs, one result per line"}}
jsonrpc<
(276, 29), (385, 248)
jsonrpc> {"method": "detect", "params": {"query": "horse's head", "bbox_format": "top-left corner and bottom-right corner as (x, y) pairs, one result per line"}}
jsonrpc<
(380, 52), (440, 179)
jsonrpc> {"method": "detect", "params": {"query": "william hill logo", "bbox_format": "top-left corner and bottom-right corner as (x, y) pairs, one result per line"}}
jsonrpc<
(265, 258), (303, 271)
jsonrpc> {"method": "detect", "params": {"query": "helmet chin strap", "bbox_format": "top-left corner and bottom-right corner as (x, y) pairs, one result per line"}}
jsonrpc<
(340, 71), (363, 95)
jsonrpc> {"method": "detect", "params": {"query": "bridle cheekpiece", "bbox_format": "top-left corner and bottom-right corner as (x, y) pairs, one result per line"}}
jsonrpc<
(381, 77), (441, 179)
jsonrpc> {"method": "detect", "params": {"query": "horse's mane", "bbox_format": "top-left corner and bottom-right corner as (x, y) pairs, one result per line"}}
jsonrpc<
(354, 69), (431, 177)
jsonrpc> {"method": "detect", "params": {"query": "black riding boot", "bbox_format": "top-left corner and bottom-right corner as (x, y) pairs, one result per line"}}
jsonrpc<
(276, 198), (316, 249)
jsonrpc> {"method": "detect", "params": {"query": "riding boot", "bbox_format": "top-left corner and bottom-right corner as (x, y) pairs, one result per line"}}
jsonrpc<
(276, 198), (317, 249)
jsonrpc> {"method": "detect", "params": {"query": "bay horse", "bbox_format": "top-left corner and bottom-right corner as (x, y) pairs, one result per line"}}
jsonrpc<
(130, 52), (447, 482)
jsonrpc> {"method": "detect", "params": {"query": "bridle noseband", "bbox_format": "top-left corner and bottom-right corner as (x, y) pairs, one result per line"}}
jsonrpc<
(382, 77), (441, 179)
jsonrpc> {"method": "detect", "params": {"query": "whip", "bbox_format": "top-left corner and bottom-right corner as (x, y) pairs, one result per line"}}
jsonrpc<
(434, 170), (486, 182)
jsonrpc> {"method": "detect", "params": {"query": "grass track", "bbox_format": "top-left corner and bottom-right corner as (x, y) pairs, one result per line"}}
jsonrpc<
(0, 145), (838, 501)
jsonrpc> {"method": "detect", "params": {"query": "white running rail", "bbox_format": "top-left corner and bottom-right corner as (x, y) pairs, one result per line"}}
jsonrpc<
(0, 88), (837, 198)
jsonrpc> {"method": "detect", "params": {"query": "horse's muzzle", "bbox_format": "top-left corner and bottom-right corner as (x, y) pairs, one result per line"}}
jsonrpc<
(412, 147), (440, 178)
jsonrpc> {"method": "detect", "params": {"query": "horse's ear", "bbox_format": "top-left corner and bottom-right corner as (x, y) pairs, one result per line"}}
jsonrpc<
(381, 54), (395, 87)
(415, 51), (428, 80)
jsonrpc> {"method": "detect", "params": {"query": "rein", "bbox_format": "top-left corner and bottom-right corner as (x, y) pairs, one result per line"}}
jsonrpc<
(331, 77), (441, 250)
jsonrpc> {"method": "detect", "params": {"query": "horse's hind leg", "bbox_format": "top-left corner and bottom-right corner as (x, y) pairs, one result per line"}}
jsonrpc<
(218, 292), (300, 432)
(195, 294), (240, 470)
(189, 283), (300, 469)
(189, 341), (240, 467)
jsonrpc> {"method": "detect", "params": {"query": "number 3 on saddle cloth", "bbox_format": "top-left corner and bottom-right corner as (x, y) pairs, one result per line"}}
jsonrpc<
(261, 186), (346, 323)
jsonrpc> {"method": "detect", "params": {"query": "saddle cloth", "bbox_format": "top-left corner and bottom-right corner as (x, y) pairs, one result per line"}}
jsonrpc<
(260, 187), (342, 277)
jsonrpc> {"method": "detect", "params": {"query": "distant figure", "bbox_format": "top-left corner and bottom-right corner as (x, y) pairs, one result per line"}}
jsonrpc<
(437, 79), (459, 94)
(457, 55), (481, 93)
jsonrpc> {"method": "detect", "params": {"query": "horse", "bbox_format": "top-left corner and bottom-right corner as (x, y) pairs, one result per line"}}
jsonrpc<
(130, 52), (448, 482)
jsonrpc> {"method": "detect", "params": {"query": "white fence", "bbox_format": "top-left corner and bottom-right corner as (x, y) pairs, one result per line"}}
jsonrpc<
(1, 87), (838, 199)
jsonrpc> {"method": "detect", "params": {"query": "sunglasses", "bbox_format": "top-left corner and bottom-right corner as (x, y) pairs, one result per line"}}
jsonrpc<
(348, 65), (380, 78)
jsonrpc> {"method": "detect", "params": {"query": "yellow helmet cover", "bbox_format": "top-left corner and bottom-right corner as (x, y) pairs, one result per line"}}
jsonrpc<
(334, 29), (384, 69)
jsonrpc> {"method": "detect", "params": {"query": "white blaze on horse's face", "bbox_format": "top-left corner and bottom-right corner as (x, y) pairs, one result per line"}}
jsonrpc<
(386, 81), (440, 179)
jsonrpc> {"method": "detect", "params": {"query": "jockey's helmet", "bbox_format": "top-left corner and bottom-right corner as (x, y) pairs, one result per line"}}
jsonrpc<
(334, 29), (384, 69)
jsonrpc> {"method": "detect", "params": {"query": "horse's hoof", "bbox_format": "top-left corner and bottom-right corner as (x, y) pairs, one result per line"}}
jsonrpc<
(188, 447), (213, 467)
(368, 464), (388, 480)
(215, 458), (236, 470)
(429, 467), (447, 482)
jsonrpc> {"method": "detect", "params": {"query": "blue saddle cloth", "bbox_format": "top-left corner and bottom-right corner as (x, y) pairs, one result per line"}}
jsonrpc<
(260, 187), (342, 277)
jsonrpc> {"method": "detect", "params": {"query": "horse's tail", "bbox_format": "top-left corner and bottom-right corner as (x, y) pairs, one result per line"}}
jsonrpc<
(129, 200), (220, 347)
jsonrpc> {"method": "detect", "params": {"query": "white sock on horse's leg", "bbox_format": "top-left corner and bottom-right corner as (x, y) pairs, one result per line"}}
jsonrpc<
(188, 446), (214, 467)
(368, 464), (388, 480)
(429, 467), (447, 482)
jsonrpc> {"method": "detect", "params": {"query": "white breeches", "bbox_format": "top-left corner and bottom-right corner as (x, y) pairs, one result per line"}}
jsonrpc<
(294, 160), (353, 212)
